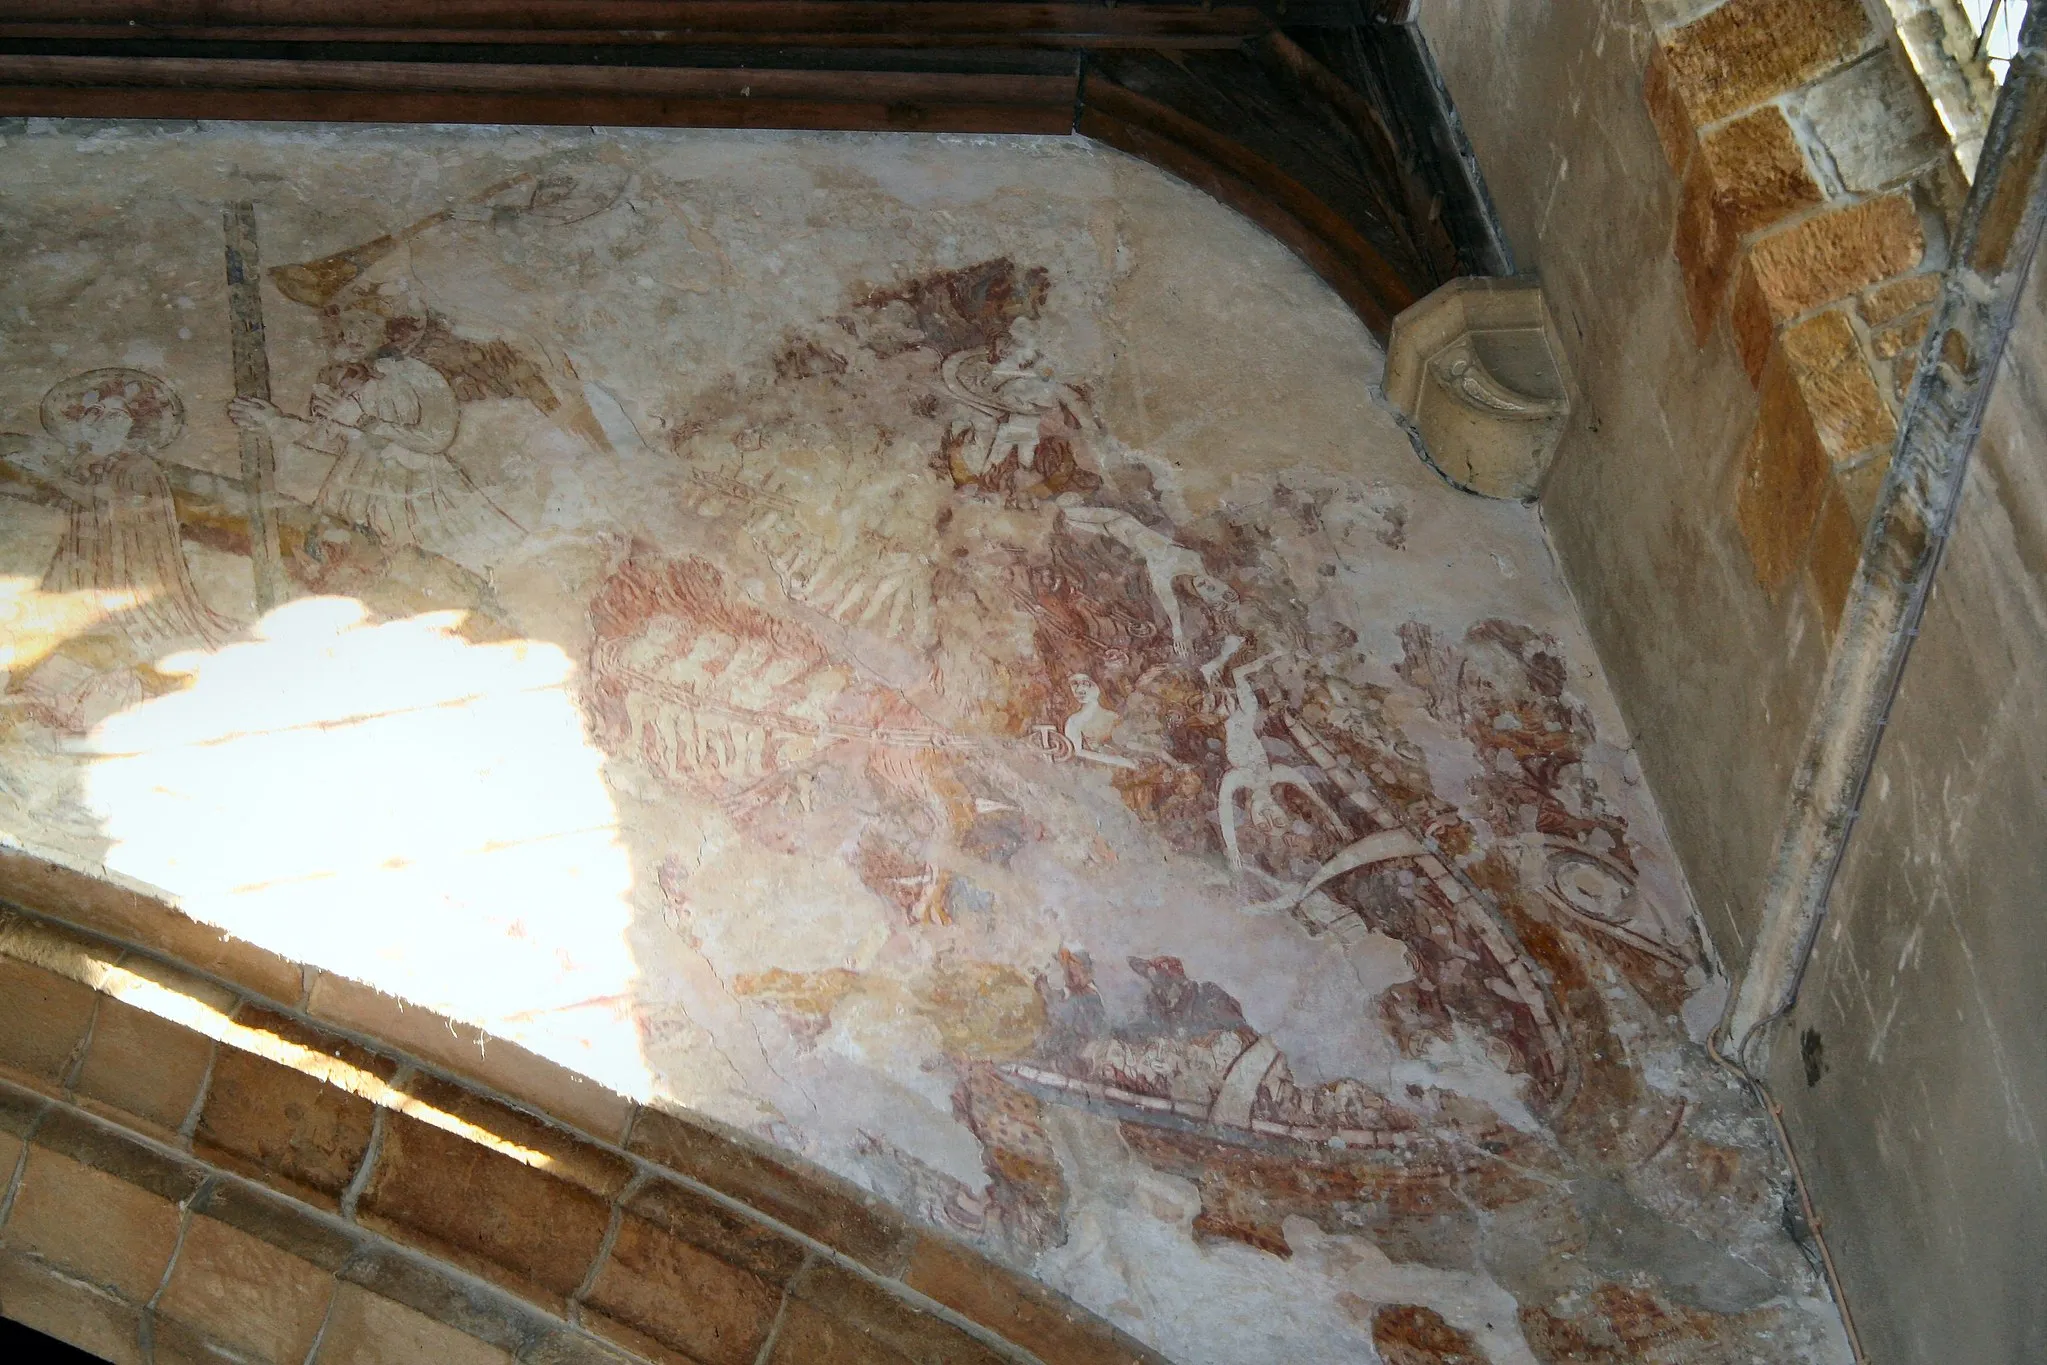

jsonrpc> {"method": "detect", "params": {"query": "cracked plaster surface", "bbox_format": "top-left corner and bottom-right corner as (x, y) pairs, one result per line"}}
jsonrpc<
(0, 122), (1849, 1364)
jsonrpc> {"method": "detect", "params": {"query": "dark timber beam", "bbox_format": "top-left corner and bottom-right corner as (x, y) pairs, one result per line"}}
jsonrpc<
(0, 1), (1506, 338)
(0, 2), (1277, 49)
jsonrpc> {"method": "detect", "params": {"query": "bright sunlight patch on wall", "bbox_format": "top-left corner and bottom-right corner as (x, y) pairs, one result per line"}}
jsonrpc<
(77, 598), (650, 1098)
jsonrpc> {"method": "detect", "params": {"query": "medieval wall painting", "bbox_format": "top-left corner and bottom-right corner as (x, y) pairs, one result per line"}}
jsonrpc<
(0, 125), (1849, 1364)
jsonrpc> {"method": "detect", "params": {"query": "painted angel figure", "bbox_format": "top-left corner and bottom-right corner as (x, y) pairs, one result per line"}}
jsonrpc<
(228, 296), (522, 556)
(228, 166), (629, 560)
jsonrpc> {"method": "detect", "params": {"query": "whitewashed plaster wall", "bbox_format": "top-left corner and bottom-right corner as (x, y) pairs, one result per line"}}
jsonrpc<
(0, 122), (1844, 1365)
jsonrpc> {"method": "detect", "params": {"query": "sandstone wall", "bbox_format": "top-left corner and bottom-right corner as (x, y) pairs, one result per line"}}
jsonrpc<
(1417, 1), (2042, 1357)
(1416, 0), (1956, 962)
(1764, 246), (2047, 1365)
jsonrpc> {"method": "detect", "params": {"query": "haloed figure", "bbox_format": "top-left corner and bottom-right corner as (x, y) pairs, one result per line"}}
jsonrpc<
(8, 369), (235, 732)
(41, 369), (232, 654)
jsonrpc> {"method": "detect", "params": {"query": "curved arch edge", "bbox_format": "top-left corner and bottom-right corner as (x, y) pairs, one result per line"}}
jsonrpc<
(0, 847), (1168, 1365)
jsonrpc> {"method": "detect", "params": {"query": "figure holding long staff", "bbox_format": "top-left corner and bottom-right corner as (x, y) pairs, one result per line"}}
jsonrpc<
(227, 162), (627, 562)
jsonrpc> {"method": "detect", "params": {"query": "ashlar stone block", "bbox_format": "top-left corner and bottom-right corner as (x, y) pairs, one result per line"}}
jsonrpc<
(1643, 46), (1697, 176)
(1861, 272), (1941, 326)
(580, 1219), (784, 1365)
(312, 1283), (516, 1365)
(356, 1111), (614, 1312)
(1735, 350), (1834, 590)
(1675, 152), (1739, 339)
(155, 1215), (338, 1365)
(3, 1115), (202, 1302)
(1780, 309), (1899, 460)
(1805, 481), (1866, 632)
(1794, 47), (1951, 194)
(0, 955), (98, 1090)
(193, 1008), (392, 1209)
(625, 1107), (913, 1276)
(0, 1249), (145, 1365)
(1699, 105), (1825, 239)
(776, 1261), (1008, 1365)
(904, 1232), (1164, 1365)
(1675, 105), (1826, 338)
(1732, 192), (1927, 377)
(73, 993), (216, 1136)
(1660, 0), (1871, 125)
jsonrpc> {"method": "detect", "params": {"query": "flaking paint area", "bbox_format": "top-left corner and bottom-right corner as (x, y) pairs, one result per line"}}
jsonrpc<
(0, 124), (1842, 1364)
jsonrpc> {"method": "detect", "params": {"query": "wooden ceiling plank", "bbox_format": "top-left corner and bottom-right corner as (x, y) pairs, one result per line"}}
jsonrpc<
(0, 1), (1469, 336)
(0, 2), (1271, 47)
(0, 84), (1076, 134)
(0, 54), (1077, 105)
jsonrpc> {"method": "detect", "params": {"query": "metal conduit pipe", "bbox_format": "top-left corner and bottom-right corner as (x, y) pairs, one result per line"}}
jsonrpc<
(1724, 6), (2047, 1057)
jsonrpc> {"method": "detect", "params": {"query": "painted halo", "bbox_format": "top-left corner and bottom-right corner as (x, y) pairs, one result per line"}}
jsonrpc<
(40, 367), (186, 453)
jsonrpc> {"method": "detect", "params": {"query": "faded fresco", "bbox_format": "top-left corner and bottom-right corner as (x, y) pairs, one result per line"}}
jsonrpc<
(0, 124), (1847, 1363)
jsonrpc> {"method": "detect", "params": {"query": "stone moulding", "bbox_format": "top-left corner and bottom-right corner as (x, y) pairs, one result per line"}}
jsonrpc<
(1382, 276), (1574, 501)
(0, 847), (1164, 1365)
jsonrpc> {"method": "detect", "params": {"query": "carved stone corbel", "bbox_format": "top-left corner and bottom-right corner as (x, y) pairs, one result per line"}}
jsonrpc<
(1382, 276), (1573, 500)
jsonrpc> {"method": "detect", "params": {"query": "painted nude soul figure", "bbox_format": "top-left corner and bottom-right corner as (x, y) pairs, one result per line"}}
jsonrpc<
(1061, 672), (1138, 769)
(1059, 504), (1236, 653)
(1212, 645), (1345, 872)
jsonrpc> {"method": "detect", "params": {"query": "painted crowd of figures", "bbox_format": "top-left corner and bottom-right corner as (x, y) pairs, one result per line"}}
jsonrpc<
(1, 159), (1814, 1363)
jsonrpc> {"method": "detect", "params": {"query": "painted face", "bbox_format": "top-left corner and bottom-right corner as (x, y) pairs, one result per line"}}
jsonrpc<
(75, 395), (137, 458)
(1068, 673), (1100, 705)
(1191, 574), (1237, 607)
(334, 308), (388, 362)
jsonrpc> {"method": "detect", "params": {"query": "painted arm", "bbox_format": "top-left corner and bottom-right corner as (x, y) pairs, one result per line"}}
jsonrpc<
(226, 397), (314, 449)
(1230, 650), (1281, 687)
(0, 438), (88, 508)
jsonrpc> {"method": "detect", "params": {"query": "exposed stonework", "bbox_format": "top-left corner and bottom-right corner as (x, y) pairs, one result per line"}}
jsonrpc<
(1767, 235), (2047, 1365)
(0, 888), (1159, 1365)
(1730, 194), (1928, 377)
(1794, 48), (1957, 194)
(1641, 0), (1959, 634)
(1387, 7), (2043, 1357)
(1779, 310), (1900, 461)
(1698, 106), (1825, 245)
(1658, 0), (1874, 126)
(1735, 350), (1837, 593)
